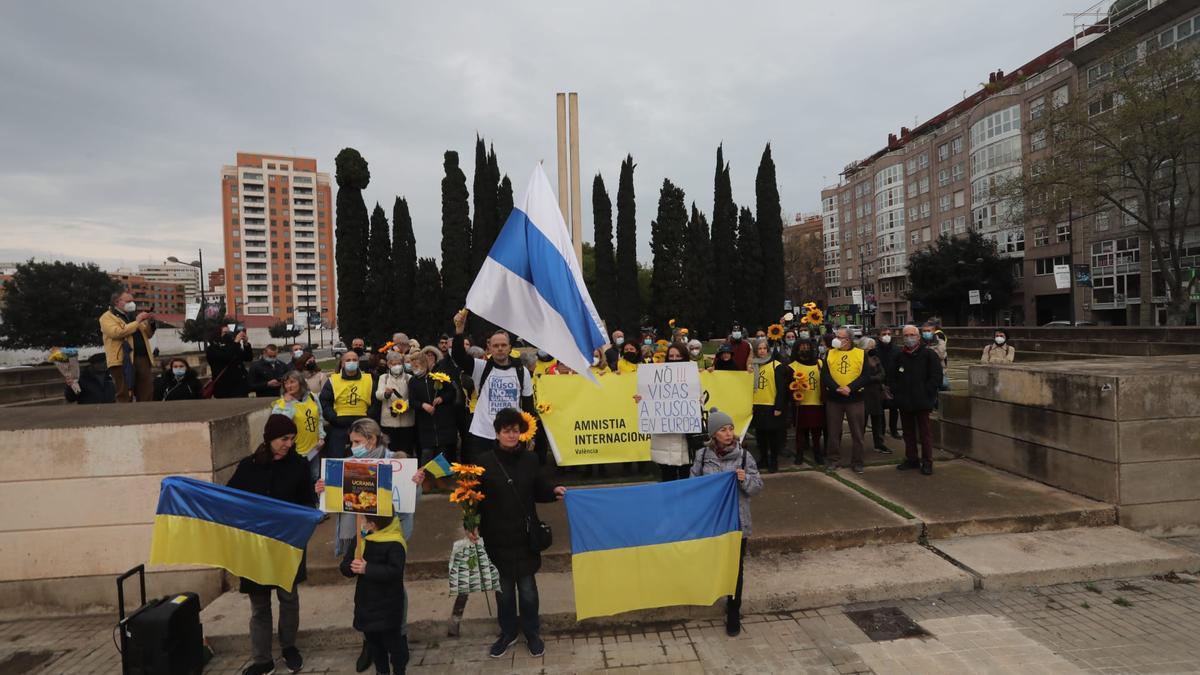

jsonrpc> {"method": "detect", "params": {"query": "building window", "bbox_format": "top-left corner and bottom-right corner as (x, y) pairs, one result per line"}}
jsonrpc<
(970, 105), (1021, 147)
(1013, 261), (1024, 279)
(1056, 222), (1071, 242)
(1029, 96), (1045, 121)
(1034, 255), (1069, 275)
(911, 231), (920, 246)
(951, 163), (964, 182)
(907, 183), (918, 198)
(953, 190), (965, 208)
(919, 176), (929, 194)
(1121, 198), (1139, 227)
(939, 219), (952, 236)
(938, 169), (950, 187)
(1034, 227), (1049, 247)
(1031, 130), (1047, 151)
(937, 143), (949, 161)
(951, 137), (963, 155)
(1095, 210), (1110, 231)
(1052, 85), (1069, 108)
(954, 215), (966, 233)
(920, 202), (931, 219)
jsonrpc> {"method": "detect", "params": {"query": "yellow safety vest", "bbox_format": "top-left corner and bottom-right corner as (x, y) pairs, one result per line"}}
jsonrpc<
(616, 358), (638, 374)
(285, 395), (322, 453)
(753, 359), (782, 406)
(330, 373), (373, 418)
(827, 348), (865, 388)
(789, 361), (823, 406)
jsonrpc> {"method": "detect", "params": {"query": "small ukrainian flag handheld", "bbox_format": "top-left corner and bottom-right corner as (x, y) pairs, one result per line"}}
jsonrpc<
(422, 452), (453, 479)
(148, 476), (322, 592)
(564, 472), (742, 620)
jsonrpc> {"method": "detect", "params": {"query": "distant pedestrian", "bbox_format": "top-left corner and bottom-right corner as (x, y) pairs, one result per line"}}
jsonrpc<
(981, 329), (1015, 363)
(922, 320), (949, 391)
(99, 290), (156, 402)
(888, 325), (943, 476)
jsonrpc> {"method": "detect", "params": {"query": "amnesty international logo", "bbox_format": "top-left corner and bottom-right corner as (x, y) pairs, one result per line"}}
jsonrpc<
(347, 385), (360, 406)
(836, 354), (851, 375)
(304, 407), (318, 433)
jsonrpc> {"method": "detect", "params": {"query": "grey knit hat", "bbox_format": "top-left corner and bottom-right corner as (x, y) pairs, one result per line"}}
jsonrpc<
(706, 407), (734, 433)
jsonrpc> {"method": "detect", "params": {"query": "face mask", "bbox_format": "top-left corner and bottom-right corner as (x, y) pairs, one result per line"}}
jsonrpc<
(905, 336), (920, 348)
(731, 331), (743, 340)
(352, 347), (365, 356)
(614, 337), (625, 346)
(921, 331), (933, 341)
(344, 361), (359, 373)
(350, 445), (370, 458)
(123, 301), (136, 313)
(623, 351), (638, 363)
(785, 339), (796, 348)
(404, 363), (413, 372)
(264, 356), (276, 363)
(880, 335), (892, 344)
(668, 356), (684, 362)
(798, 331), (810, 340)
(304, 361), (317, 371)
(818, 345), (828, 356)
(389, 365), (404, 376)
(689, 349), (701, 357)
(172, 367), (186, 378)
(995, 336), (1006, 345)
(830, 338), (842, 350)
(643, 339), (652, 346)
(292, 349), (304, 359)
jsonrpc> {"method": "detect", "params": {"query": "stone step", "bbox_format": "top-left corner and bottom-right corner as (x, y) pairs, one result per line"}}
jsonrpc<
(0, 380), (63, 405)
(201, 542), (975, 652)
(0, 396), (66, 408)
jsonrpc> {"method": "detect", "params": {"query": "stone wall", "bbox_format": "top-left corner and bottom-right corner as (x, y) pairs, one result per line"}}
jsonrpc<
(0, 399), (273, 613)
(936, 355), (1200, 536)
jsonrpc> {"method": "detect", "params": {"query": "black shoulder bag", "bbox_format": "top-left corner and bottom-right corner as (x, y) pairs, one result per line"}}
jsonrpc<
(492, 451), (552, 553)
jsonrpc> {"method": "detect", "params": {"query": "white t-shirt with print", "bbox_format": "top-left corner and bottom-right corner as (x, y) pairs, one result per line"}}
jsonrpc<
(467, 358), (534, 439)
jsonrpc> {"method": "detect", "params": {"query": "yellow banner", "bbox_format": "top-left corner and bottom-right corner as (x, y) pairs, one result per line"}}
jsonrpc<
(538, 371), (752, 466)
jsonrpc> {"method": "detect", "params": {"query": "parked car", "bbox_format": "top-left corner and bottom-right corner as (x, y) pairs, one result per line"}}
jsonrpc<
(332, 341), (347, 358)
(1041, 321), (1097, 327)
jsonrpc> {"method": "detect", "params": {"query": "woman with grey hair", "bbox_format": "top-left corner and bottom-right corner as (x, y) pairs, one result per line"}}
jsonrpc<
(271, 370), (326, 480)
(376, 352), (416, 455)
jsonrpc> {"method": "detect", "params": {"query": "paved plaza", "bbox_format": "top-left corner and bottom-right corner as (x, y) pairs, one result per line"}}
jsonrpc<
(7, 553), (1200, 674)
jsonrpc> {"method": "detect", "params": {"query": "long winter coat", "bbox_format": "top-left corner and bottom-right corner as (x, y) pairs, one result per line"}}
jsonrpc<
(476, 446), (558, 578)
(205, 337), (253, 399)
(226, 450), (316, 593)
(409, 371), (460, 449)
(340, 537), (407, 632)
(886, 345), (943, 413)
(862, 351), (886, 417)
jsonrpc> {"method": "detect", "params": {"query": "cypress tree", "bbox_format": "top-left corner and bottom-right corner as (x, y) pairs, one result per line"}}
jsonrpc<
(591, 174), (617, 332)
(649, 179), (688, 331)
(710, 145), (738, 332)
(755, 143), (785, 328)
(496, 174), (514, 232)
(440, 151), (471, 321)
(334, 147), (370, 339)
(364, 203), (394, 346)
(615, 155), (640, 335)
(469, 136), (495, 280)
(412, 257), (444, 343)
(391, 196), (417, 333)
(735, 206), (762, 330)
(682, 203), (714, 337)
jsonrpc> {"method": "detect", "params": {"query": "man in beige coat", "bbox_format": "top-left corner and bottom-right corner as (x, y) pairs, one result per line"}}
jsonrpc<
(99, 290), (156, 402)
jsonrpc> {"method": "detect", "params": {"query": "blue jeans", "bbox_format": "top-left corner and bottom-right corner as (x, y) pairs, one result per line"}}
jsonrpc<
(497, 573), (540, 640)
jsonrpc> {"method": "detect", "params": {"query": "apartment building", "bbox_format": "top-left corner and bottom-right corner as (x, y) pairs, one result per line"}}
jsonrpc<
(110, 271), (187, 315)
(820, 0), (1199, 326)
(220, 153), (336, 327)
(137, 258), (202, 304)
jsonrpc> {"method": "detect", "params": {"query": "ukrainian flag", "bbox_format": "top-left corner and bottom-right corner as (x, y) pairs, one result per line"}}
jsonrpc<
(565, 472), (742, 620)
(422, 453), (453, 479)
(149, 476), (322, 592)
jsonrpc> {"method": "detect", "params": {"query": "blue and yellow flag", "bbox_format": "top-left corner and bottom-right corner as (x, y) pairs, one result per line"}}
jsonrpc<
(422, 453), (453, 479)
(564, 472), (742, 620)
(149, 476), (322, 592)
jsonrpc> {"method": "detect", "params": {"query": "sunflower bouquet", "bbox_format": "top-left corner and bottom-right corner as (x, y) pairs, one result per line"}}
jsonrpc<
(789, 369), (813, 401)
(801, 306), (824, 326)
(449, 462), (487, 530)
(48, 347), (81, 394)
(430, 371), (452, 391)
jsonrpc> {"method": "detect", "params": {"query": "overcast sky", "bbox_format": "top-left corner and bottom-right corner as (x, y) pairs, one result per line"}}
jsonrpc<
(1, 1), (1083, 272)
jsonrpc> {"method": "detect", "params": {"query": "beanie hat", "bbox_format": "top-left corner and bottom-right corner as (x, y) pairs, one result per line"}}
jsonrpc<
(706, 407), (734, 434)
(263, 414), (297, 444)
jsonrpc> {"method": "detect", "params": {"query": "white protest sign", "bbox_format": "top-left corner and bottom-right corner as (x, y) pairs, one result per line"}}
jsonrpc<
(1053, 264), (1071, 290)
(968, 289), (981, 305)
(636, 362), (702, 434)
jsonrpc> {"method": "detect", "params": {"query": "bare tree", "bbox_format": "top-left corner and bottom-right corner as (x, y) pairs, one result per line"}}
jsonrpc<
(783, 232), (824, 308)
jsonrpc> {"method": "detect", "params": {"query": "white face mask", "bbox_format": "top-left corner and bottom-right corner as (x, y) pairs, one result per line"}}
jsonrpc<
(798, 331), (810, 340)
(123, 301), (136, 313)
(731, 331), (743, 340)
(389, 365), (404, 376)
(994, 336), (1006, 345)
(830, 338), (842, 350)
(614, 337), (625, 346)
(880, 335), (892, 344)
(689, 349), (701, 357)
(293, 349), (304, 359)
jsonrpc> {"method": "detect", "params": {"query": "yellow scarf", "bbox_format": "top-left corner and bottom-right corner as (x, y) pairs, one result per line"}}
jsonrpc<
(354, 516), (407, 559)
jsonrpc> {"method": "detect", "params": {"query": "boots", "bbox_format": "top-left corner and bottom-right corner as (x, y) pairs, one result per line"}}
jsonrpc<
(725, 596), (741, 637)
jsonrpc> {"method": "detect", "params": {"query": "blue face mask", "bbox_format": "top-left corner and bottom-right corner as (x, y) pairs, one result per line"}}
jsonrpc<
(404, 363), (413, 372)
(350, 445), (370, 458)
(921, 331), (933, 341)
(643, 339), (652, 346)
(264, 356), (276, 363)
(172, 367), (186, 378)
(344, 361), (359, 373)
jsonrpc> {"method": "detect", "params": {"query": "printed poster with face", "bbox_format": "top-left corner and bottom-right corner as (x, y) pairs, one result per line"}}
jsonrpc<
(320, 459), (394, 517)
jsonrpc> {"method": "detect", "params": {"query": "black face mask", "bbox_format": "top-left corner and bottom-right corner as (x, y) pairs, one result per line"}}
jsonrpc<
(352, 347), (365, 356)
(304, 361), (318, 371)
(622, 351), (639, 363)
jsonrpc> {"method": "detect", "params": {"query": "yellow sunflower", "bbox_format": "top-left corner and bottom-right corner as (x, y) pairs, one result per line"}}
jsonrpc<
(803, 308), (824, 326)
(655, 339), (669, 347)
(518, 411), (539, 442)
(767, 323), (785, 340)
(652, 351), (666, 363)
(377, 341), (395, 354)
(803, 301), (818, 310)
(430, 372), (452, 384)
(668, 318), (677, 328)
(536, 402), (552, 415)
(390, 399), (409, 416)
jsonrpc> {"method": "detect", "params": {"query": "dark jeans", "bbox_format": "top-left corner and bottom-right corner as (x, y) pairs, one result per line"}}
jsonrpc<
(868, 413), (886, 447)
(825, 400), (865, 467)
(658, 464), (690, 482)
(888, 408), (901, 434)
(727, 538), (748, 619)
(497, 573), (540, 640)
(754, 424), (785, 470)
(248, 585), (299, 665)
(364, 626), (408, 674)
(900, 410), (934, 463)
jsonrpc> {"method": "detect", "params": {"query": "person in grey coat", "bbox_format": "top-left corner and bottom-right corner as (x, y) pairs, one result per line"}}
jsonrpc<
(691, 407), (763, 638)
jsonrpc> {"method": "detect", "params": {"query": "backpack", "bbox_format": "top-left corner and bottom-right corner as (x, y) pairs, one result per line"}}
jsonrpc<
(479, 358), (526, 400)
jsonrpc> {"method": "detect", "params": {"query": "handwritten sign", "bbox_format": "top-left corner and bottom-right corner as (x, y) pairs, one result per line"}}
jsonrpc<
(636, 363), (702, 434)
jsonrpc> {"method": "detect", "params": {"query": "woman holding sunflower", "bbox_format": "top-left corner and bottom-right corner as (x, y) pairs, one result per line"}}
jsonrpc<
(750, 337), (792, 473)
(376, 351), (416, 455)
(788, 338), (825, 466)
(464, 407), (566, 659)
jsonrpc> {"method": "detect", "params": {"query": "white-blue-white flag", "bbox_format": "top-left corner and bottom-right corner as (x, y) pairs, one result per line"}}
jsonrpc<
(466, 164), (607, 381)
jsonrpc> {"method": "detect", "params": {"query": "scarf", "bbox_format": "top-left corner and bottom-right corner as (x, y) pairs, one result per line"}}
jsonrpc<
(354, 515), (407, 559)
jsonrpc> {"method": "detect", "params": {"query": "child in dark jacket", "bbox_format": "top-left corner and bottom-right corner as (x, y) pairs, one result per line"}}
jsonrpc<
(341, 515), (409, 674)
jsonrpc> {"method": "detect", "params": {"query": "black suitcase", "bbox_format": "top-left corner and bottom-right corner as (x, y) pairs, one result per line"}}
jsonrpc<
(117, 565), (205, 675)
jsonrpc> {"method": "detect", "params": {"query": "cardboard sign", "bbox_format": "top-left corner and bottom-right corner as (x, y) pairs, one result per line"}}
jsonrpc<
(636, 363), (702, 434)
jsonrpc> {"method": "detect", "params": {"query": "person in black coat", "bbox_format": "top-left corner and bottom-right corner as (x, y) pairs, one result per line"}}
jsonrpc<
(341, 515), (408, 675)
(247, 344), (290, 398)
(874, 327), (902, 439)
(65, 353), (117, 404)
(226, 414), (315, 675)
(887, 325), (944, 476)
(749, 339), (792, 473)
(153, 357), (202, 401)
(205, 325), (253, 399)
(409, 347), (460, 465)
(465, 408), (565, 659)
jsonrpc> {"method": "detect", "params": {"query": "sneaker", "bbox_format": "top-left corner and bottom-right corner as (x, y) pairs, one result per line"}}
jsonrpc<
(282, 646), (303, 673)
(489, 634), (518, 658)
(242, 663), (275, 675)
(890, 430), (902, 439)
(874, 444), (893, 455)
(920, 461), (934, 476)
(823, 464), (837, 474)
(356, 640), (372, 671)
(852, 463), (864, 474)
(896, 459), (920, 471)
(527, 635), (545, 657)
